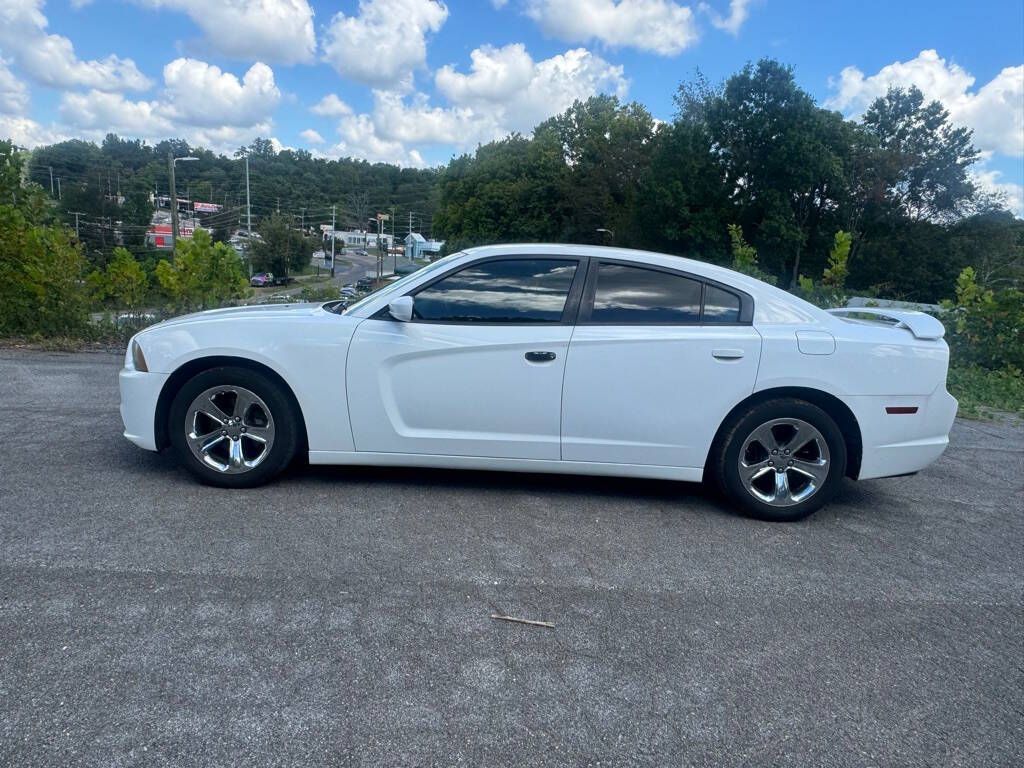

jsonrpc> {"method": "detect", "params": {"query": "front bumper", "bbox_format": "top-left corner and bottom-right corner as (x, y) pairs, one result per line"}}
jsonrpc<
(844, 388), (958, 480)
(119, 368), (169, 451)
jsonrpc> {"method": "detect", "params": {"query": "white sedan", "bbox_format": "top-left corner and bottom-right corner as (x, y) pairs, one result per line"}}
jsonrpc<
(120, 244), (956, 521)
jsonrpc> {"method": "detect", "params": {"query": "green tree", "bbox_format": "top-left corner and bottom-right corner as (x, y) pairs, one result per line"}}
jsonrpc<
(155, 229), (248, 311)
(250, 213), (314, 276)
(727, 224), (775, 284)
(689, 60), (858, 285)
(861, 86), (979, 222)
(90, 247), (149, 310)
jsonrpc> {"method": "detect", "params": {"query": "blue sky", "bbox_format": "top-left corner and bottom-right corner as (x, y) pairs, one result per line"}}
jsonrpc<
(1, 0), (1022, 211)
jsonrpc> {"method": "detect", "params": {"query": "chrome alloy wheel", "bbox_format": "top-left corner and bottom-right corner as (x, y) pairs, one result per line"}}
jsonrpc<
(738, 417), (830, 507)
(184, 385), (275, 474)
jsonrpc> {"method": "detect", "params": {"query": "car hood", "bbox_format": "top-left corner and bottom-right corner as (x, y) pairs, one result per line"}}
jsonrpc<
(143, 303), (323, 331)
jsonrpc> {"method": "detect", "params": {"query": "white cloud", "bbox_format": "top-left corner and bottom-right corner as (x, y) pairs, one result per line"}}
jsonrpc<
(138, 0), (316, 64)
(0, 59), (30, 115)
(54, 58), (281, 157)
(827, 50), (1024, 158)
(162, 59), (281, 128)
(0, 0), (151, 92)
(436, 44), (629, 134)
(310, 93), (353, 116)
(321, 0), (448, 90)
(699, 0), (752, 35)
(300, 128), (325, 144)
(492, 0), (510, 7)
(0, 115), (69, 148)
(59, 91), (172, 136)
(972, 167), (1024, 218)
(524, 0), (698, 56)
(319, 44), (628, 166)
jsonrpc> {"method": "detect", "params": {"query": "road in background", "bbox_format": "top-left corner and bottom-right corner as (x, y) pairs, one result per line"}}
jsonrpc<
(0, 349), (1021, 767)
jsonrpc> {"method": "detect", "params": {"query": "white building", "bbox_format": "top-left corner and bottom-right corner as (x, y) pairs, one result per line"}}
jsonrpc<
(404, 232), (445, 261)
(322, 227), (395, 251)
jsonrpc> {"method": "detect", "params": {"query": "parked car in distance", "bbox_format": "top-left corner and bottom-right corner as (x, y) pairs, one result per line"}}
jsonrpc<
(120, 244), (956, 522)
(250, 272), (274, 287)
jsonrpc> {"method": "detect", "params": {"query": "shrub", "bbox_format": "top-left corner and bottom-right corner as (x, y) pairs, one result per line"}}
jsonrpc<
(155, 229), (249, 312)
(942, 267), (1023, 370)
(727, 224), (776, 284)
(793, 230), (850, 308)
(0, 206), (91, 337)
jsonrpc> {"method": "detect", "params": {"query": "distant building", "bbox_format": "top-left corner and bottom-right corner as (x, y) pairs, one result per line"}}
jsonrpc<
(404, 232), (444, 261)
(322, 227), (395, 251)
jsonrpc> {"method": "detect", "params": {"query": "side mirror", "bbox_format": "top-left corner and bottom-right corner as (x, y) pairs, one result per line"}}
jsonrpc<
(388, 295), (414, 322)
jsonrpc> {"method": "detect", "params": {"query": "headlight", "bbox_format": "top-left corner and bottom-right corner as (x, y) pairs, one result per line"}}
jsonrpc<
(131, 340), (148, 372)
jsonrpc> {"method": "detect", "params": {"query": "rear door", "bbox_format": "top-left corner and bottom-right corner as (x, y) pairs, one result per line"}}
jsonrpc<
(561, 260), (762, 468)
(347, 256), (586, 460)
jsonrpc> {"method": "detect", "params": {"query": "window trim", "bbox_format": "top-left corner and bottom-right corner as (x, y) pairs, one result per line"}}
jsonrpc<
(577, 258), (754, 326)
(376, 254), (590, 326)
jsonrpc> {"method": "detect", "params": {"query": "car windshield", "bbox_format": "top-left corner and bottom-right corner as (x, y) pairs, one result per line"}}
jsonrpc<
(341, 252), (464, 315)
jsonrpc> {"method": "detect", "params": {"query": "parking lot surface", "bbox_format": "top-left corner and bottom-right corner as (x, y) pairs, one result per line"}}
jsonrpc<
(1, 348), (1021, 767)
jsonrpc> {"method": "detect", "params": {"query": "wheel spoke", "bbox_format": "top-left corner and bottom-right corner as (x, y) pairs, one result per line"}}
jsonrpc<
(739, 459), (772, 485)
(772, 469), (791, 502)
(228, 438), (244, 468)
(197, 434), (226, 454)
(203, 398), (232, 424)
(749, 423), (780, 452)
(234, 389), (259, 421)
(791, 457), (828, 484)
(244, 427), (270, 444)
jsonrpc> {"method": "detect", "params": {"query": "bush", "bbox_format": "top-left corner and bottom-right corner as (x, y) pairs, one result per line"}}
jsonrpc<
(942, 267), (1023, 370)
(155, 229), (249, 312)
(793, 230), (850, 308)
(727, 224), (776, 284)
(0, 206), (91, 337)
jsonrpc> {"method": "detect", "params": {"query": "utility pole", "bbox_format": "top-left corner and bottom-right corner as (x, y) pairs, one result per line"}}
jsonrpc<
(69, 211), (86, 239)
(168, 153), (178, 255)
(330, 204), (336, 278)
(48, 166), (54, 196)
(300, 207), (305, 234)
(408, 210), (413, 235)
(245, 153), (253, 277)
(56, 177), (61, 200)
(390, 206), (397, 274)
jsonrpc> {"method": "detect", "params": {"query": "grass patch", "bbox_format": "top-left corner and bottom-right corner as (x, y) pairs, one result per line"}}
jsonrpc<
(947, 364), (1024, 420)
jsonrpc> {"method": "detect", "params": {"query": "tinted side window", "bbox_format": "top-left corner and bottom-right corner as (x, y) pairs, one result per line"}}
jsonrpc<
(589, 263), (702, 324)
(703, 284), (742, 323)
(413, 259), (577, 323)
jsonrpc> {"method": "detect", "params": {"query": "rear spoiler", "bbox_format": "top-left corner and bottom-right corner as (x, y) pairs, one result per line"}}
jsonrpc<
(826, 307), (946, 340)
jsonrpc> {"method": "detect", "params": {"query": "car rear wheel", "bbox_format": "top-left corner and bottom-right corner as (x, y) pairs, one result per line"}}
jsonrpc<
(711, 398), (847, 522)
(168, 366), (299, 488)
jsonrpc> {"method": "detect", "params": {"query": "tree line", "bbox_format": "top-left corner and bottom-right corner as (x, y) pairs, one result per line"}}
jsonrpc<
(436, 59), (1021, 304)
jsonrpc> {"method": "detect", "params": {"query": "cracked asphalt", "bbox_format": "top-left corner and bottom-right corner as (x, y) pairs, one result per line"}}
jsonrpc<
(0, 348), (1021, 767)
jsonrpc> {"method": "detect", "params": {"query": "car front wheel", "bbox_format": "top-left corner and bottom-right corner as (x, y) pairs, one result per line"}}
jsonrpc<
(168, 366), (299, 488)
(711, 398), (847, 522)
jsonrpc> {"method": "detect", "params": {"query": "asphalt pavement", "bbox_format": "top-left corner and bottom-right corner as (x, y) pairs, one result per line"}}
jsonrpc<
(0, 349), (1021, 767)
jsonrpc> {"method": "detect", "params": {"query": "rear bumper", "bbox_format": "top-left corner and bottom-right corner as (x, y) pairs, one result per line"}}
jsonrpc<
(842, 389), (958, 480)
(119, 368), (168, 451)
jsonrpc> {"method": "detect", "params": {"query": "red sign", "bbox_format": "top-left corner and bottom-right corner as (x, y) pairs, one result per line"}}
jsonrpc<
(194, 202), (220, 213)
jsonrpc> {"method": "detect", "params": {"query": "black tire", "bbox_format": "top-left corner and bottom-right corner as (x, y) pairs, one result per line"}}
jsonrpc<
(168, 366), (299, 488)
(710, 398), (847, 522)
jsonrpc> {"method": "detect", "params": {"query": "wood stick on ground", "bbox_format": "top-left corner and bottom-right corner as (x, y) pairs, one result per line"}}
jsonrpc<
(490, 614), (555, 628)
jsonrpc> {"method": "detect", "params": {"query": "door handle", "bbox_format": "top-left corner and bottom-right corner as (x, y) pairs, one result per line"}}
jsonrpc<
(525, 351), (557, 362)
(712, 348), (745, 360)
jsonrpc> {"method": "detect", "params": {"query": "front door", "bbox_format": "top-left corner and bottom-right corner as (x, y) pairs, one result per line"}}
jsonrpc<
(347, 256), (585, 460)
(561, 260), (762, 468)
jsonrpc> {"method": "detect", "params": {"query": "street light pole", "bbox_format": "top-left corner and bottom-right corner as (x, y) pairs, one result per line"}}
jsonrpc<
(330, 204), (336, 279)
(168, 154), (198, 256)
